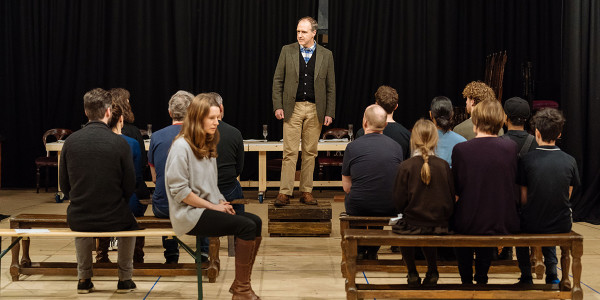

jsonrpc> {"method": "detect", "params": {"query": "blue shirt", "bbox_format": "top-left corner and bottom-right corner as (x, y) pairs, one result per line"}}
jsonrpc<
(121, 134), (146, 217)
(148, 124), (182, 210)
(435, 129), (466, 167)
(300, 42), (316, 63)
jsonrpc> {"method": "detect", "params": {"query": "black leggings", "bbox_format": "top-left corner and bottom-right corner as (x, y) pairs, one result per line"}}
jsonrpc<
(187, 210), (262, 241)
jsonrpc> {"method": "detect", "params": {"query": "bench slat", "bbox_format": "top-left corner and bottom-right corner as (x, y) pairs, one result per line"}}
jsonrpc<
(0, 228), (175, 237)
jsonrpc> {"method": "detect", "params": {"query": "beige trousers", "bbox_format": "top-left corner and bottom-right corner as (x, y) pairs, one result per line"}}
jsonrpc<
(280, 102), (322, 195)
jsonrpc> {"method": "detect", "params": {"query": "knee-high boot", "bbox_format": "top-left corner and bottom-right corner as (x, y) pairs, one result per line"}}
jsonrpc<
(230, 237), (261, 300)
(96, 237), (111, 263)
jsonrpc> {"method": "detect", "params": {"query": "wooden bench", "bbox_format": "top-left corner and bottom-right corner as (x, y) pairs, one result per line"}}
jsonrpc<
(268, 201), (332, 237)
(0, 228), (208, 299)
(339, 214), (545, 279)
(7, 214), (220, 283)
(342, 229), (583, 300)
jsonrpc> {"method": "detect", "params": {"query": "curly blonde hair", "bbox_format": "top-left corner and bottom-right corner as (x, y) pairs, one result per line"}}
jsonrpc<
(462, 81), (496, 105)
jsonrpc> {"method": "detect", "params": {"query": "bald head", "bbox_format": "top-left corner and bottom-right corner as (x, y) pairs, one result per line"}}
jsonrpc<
(363, 104), (387, 132)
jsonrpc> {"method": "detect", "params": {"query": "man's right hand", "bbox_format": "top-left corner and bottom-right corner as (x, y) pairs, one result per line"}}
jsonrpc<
(274, 109), (285, 120)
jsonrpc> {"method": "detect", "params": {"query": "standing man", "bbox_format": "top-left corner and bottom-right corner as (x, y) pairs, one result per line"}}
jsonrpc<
(60, 88), (137, 293)
(148, 90), (193, 264)
(272, 16), (336, 207)
(454, 81), (504, 140)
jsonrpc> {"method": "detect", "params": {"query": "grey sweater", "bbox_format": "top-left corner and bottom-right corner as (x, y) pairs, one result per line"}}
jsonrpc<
(165, 137), (225, 236)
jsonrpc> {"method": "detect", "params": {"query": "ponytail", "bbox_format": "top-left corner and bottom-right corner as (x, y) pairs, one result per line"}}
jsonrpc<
(420, 146), (431, 185)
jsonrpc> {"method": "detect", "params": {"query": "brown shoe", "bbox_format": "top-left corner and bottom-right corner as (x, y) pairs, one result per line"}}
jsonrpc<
(95, 237), (111, 263)
(299, 192), (317, 205)
(274, 193), (290, 207)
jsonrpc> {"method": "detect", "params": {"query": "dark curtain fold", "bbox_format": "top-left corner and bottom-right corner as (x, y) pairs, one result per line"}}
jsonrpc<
(328, 0), (562, 129)
(0, 0), (316, 187)
(562, 0), (600, 224)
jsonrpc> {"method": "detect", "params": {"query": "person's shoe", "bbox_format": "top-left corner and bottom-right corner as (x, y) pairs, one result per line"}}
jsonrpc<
(515, 276), (534, 285)
(274, 193), (290, 207)
(200, 252), (209, 263)
(77, 278), (95, 294)
(165, 254), (179, 264)
(407, 272), (421, 287)
(422, 270), (439, 287)
(299, 192), (317, 205)
(116, 279), (137, 293)
(390, 246), (401, 253)
(95, 237), (112, 263)
(546, 276), (560, 284)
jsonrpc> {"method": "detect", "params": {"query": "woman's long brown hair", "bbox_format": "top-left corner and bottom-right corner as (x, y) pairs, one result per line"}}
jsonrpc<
(175, 94), (220, 159)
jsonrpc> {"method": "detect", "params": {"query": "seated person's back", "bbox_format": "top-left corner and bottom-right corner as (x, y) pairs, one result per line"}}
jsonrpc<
(342, 104), (403, 216)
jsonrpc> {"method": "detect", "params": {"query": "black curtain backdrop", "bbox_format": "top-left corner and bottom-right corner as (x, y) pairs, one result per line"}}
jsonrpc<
(1, 1), (598, 224)
(328, 0), (562, 129)
(562, 0), (600, 224)
(0, 0), (317, 187)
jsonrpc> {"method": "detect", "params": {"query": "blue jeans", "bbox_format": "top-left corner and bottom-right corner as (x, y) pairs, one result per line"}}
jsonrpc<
(152, 204), (181, 261)
(128, 194), (148, 217)
(221, 180), (245, 214)
(516, 246), (559, 282)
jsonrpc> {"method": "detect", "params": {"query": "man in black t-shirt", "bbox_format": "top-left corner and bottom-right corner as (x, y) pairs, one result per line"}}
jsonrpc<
(515, 108), (580, 285)
(212, 92), (245, 213)
(355, 85), (411, 159)
(503, 97), (538, 154)
(342, 104), (403, 259)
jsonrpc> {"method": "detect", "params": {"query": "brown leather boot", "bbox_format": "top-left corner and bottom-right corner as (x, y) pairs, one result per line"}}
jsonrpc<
(273, 193), (290, 207)
(230, 237), (262, 297)
(299, 192), (317, 205)
(230, 238), (260, 300)
(133, 236), (145, 263)
(95, 237), (111, 263)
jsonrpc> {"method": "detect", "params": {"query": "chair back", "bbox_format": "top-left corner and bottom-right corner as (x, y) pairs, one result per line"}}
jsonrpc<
(484, 51), (508, 102)
(43, 129), (73, 156)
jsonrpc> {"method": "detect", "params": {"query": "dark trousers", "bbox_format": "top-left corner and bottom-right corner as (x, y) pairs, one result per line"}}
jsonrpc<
(188, 210), (262, 241)
(516, 246), (559, 281)
(456, 247), (494, 284)
(402, 247), (437, 274)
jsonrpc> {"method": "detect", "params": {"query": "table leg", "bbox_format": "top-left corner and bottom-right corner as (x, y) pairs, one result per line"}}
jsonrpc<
(10, 237), (21, 281)
(571, 241), (584, 300)
(258, 151), (267, 195)
(57, 150), (62, 192)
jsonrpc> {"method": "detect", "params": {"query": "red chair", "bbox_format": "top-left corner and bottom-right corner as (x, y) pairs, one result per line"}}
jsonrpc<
(318, 128), (349, 180)
(35, 129), (72, 193)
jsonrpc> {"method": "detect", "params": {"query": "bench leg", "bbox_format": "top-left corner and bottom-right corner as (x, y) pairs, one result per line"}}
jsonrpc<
(10, 237), (21, 281)
(559, 246), (572, 291)
(531, 246), (545, 279)
(344, 239), (358, 300)
(20, 237), (31, 267)
(340, 238), (347, 278)
(207, 237), (220, 283)
(571, 241), (583, 300)
(195, 236), (203, 300)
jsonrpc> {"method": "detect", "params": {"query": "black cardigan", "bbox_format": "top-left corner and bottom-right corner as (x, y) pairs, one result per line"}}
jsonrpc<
(60, 121), (139, 232)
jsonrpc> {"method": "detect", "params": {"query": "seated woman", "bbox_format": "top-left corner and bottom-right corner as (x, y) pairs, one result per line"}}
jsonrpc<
(429, 96), (466, 166)
(95, 103), (148, 264)
(393, 119), (454, 287)
(165, 94), (262, 300)
(451, 99), (520, 285)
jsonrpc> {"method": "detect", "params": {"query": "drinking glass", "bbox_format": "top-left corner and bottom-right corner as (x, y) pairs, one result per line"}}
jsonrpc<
(262, 124), (268, 141)
(348, 124), (354, 141)
(147, 124), (153, 138)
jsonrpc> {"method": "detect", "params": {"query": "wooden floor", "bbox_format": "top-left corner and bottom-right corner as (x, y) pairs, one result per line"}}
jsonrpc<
(2, 188), (600, 299)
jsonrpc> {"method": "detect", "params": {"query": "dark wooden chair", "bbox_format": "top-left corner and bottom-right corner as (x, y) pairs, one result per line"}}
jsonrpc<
(318, 128), (349, 180)
(35, 129), (72, 193)
(484, 51), (508, 102)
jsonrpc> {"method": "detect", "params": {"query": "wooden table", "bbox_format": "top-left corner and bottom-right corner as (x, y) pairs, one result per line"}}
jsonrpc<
(47, 140), (349, 200)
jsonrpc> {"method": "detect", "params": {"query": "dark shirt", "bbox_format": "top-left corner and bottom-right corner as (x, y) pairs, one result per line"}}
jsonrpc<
(356, 122), (411, 159)
(394, 156), (455, 227)
(148, 124), (182, 211)
(216, 120), (244, 192)
(342, 133), (403, 216)
(518, 146), (580, 233)
(504, 130), (538, 153)
(60, 121), (138, 232)
(451, 137), (520, 234)
(122, 122), (149, 199)
(296, 47), (316, 102)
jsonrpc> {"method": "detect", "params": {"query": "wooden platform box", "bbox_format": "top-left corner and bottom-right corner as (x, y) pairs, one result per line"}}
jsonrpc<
(268, 201), (332, 237)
